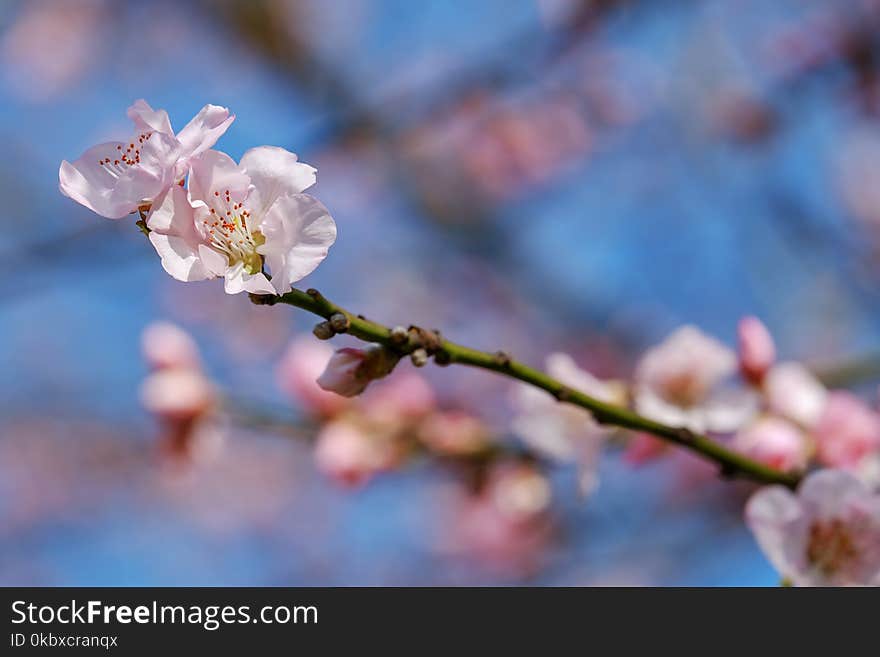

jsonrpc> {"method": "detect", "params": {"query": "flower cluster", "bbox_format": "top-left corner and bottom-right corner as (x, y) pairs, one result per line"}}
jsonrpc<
(277, 337), (493, 487)
(614, 318), (880, 485)
(60, 100), (336, 295)
(502, 319), (880, 584)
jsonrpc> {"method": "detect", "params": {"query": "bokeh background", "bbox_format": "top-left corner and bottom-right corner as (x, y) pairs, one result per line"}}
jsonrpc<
(3, 0), (880, 586)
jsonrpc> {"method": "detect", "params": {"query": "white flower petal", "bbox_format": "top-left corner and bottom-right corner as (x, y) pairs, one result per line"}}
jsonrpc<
(511, 412), (578, 461)
(257, 194), (337, 294)
(197, 244), (228, 277)
(149, 232), (209, 282)
(634, 388), (704, 431)
(126, 99), (173, 135)
(546, 352), (624, 404)
(59, 132), (179, 218)
(699, 388), (759, 433)
(745, 485), (809, 581)
(223, 267), (275, 296)
(176, 104), (234, 159)
(765, 362), (828, 430)
(799, 469), (872, 520)
(188, 150), (251, 205)
(241, 146), (317, 219)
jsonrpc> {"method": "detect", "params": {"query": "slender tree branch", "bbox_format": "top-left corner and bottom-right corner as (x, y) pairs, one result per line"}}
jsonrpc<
(250, 288), (802, 488)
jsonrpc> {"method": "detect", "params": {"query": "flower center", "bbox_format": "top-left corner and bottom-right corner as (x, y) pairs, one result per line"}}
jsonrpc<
(662, 371), (705, 407)
(96, 132), (153, 177)
(806, 519), (858, 576)
(201, 188), (264, 275)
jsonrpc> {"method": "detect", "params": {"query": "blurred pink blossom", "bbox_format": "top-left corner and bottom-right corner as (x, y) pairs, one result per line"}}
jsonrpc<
(313, 420), (400, 487)
(361, 371), (436, 424)
(445, 462), (553, 577)
(813, 391), (880, 472)
(732, 416), (809, 472)
(139, 322), (218, 461)
(511, 353), (624, 495)
(141, 321), (201, 371)
(624, 432), (668, 464)
(764, 362), (828, 431)
(417, 411), (491, 457)
(276, 336), (349, 417)
(737, 316), (776, 385)
(1, 1), (103, 102)
(746, 469), (880, 586)
(634, 326), (756, 433)
(139, 368), (215, 423)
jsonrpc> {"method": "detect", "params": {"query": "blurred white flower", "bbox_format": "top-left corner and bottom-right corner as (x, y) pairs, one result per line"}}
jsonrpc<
(634, 326), (756, 433)
(764, 362), (828, 430)
(511, 352), (624, 495)
(746, 469), (880, 586)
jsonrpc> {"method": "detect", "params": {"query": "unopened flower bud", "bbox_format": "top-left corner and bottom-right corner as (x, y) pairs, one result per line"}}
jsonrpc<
(411, 348), (429, 367)
(276, 336), (349, 417)
(329, 312), (350, 333)
(738, 316), (776, 384)
(389, 325), (408, 345)
(313, 321), (334, 340)
(317, 344), (400, 397)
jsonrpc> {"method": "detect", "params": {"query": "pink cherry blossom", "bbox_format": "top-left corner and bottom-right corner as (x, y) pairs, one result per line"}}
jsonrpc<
(276, 336), (349, 417)
(634, 326), (756, 433)
(746, 469), (880, 586)
(140, 368), (215, 422)
(417, 411), (492, 456)
(313, 420), (399, 487)
(737, 316), (776, 384)
(764, 362), (828, 430)
(443, 462), (553, 576)
(316, 345), (399, 398)
(147, 147), (335, 295)
(511, 352), (625, 495)
(59, 99), (234, 218)
(813, 391), (880, 471)
(360, 371), (436, 424)
(141, 321), (201, 372)
(732, 416), (809, 472)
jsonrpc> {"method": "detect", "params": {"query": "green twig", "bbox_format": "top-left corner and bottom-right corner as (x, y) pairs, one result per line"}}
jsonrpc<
(250, 288), (802, 488)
